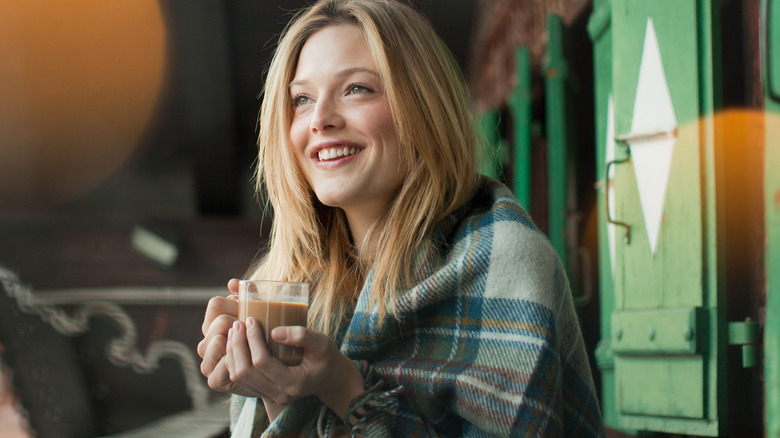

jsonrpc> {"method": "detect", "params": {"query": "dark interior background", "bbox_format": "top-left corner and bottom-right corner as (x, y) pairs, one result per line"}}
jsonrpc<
(38, 0), (478, 221)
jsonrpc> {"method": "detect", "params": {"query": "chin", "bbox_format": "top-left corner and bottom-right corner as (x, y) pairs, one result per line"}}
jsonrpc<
(313, 193), (347, 209)
(311, 186), (356, 208)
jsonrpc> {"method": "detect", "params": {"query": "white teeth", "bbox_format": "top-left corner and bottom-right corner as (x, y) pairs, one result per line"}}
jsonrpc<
(318, 146), (359, 161)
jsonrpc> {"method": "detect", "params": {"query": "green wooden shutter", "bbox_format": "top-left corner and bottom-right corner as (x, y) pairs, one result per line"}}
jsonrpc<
(608, 0), (725, 434)
(587, 0), (624, 431)
(763, 0), (780, 434)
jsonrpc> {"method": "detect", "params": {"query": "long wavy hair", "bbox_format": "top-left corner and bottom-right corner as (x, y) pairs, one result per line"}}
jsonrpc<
(250, 0), (479, 335)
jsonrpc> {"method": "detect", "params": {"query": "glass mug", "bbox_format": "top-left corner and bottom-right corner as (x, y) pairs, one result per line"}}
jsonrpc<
(237, 280), (309, 366)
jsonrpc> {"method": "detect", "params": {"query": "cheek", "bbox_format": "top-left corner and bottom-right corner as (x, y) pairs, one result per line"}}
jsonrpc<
(288, 121), (314, 186)
(289, 118), (308, 155)
(376, 119), (403, 163)
(364, 106), (400, 150)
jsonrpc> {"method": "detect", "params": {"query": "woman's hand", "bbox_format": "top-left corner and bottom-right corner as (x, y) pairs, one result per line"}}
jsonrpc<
(198, 279), (250, 394)
(225, 318), (365, 420)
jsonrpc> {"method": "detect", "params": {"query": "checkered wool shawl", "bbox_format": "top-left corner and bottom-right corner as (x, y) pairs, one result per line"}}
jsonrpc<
(231, 178), (605, 437)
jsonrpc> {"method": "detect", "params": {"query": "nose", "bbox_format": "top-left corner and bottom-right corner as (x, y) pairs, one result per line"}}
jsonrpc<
(310, 97), (343, 133)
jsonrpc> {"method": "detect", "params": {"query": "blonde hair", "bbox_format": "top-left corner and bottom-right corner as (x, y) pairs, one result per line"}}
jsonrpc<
(252, 0), (478, 335)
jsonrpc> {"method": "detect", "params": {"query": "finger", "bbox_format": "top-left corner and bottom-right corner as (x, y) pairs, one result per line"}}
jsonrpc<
(228, 321), (282, 400)
(206, 357), (232, 392)
(246, 317), (297, 388)
(246, 317), (274, 367)
(226, 279), (240, 302)
(203, 297), (238, 331)
(198, 313), (236, 358)
(202, 296), (238, 336)
(197, 338), (208, 359)
(208, 313), (238, 338)
(200, 334), (228, 375)
(230, 321), (256, 378)
(272, 326), (329, 356)
(225, 327), (237, 379)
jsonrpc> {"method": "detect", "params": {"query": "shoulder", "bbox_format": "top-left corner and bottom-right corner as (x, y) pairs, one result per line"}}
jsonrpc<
(451, 177), (557, 268)
(448, 178), (566, 310)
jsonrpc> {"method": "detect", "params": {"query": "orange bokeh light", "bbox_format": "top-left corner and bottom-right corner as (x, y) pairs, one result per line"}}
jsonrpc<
(0, 0), (167, 211)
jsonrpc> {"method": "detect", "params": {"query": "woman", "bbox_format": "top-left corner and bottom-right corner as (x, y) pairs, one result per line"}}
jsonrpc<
(198, 0), (605, 436)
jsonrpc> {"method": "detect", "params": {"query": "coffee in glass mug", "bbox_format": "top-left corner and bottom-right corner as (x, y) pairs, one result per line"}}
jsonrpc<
(238, 280), (309, 366)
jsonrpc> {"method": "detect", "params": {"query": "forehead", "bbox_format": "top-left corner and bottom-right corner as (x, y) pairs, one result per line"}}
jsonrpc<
(292, 24), (379, 81)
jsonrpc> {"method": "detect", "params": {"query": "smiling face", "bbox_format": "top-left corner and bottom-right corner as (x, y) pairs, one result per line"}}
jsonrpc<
(289, 24), (407, 237)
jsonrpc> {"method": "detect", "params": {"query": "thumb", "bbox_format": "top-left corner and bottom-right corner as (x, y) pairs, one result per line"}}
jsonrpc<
(272, 327), (329, 354)
(227, 278), (240, 295)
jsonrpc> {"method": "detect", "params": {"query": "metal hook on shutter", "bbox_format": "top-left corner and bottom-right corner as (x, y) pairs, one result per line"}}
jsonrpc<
(605, 127), (678, 245)
(605, 153), (632, 244)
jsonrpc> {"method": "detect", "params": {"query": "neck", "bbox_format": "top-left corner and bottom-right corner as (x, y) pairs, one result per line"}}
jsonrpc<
(345, 211), (371, 255)
(344, 208), (385, 260)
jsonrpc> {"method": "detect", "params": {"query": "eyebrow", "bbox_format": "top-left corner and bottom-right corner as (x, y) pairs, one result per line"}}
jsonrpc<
(288, 67), (380, 88)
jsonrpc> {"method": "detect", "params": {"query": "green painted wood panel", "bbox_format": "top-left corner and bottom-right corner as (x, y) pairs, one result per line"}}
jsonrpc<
(766, 106), (780, 438)
(613, 0), (703, 311)
(543, 14), (569, 275)
(764, 0), (780, 434)
(507, 46), (533, 212)
(588, 0), (622, 430)
(612, 307), (702, 354)
(610, 0), (724, 434)
(768, 0), (780, 100)
(617, 356), (704, 418)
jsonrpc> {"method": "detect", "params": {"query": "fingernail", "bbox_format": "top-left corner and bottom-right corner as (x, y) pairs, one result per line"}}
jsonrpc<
(228, 328), (233, 341)
(233, 320), (240, 331)
(246, 317), (255, 330)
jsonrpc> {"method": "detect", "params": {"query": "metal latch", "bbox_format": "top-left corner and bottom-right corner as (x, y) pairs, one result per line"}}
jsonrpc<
(728, 318), (760, 368)
(614, 127), (678, 145)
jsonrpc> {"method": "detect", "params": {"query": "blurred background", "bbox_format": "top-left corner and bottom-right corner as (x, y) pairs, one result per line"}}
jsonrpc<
(0, 1), (480, 437)
(0, 0), (478, 221)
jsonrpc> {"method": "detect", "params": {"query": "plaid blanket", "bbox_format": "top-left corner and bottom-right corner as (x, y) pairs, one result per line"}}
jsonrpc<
(233, 178), (605, 437)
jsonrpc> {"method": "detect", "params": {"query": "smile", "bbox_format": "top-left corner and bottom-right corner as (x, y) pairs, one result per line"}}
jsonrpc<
(317, 146), (360, 161)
